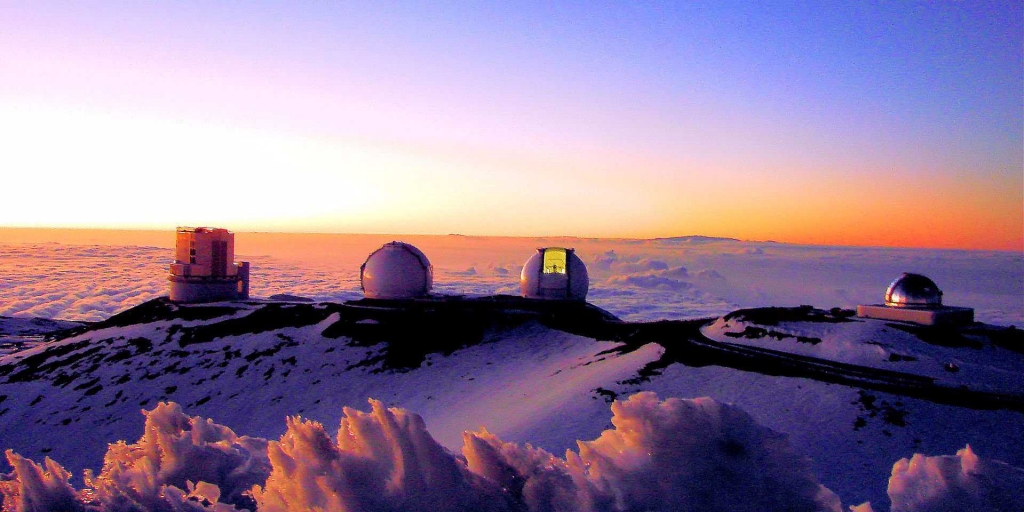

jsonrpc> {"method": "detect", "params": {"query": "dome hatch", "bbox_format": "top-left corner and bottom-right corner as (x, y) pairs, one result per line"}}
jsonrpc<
(521, 247), (589, 300)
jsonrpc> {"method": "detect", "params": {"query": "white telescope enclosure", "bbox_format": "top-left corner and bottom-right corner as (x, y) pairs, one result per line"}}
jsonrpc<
(521, 247), (588, 300)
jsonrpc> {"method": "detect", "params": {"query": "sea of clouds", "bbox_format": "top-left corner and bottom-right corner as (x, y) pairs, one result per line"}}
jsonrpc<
(1, 234), (1021, 326)
(3, 392), (1021, 512)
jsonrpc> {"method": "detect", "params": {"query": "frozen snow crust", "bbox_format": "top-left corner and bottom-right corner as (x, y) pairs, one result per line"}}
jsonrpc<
(2, 397), (1021, 511)
(0, 317), (85, 357)
(702, 305), (1024, 397)
(2, 393), (846, 512)
(1, 298), (1023, 510)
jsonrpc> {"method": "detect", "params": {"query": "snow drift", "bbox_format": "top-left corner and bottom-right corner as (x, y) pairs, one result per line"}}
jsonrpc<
(885, 445), (1024, 512)
(4, 391), (1023, 512)
(1, 402), (269, 511)
(461, 391), (841, 512)
(1, 392), (842, 512)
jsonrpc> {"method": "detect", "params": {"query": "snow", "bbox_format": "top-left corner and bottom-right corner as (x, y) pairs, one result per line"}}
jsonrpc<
(0, 301), (662, 479)
(851, 445), (1024, 512)
(1, 230), (1023, 511)
(0, 298), (1021, 510)
(82, 402), (269, 510)
(5, 393), (1023, 511)
(0, 451), (81, 512)
(2, 393), (844, 512)
(0, 316), (84, 357)
(884, 444), (1024, 512)
(701, 309), (1024, 392)
(553, 392), (841, 512)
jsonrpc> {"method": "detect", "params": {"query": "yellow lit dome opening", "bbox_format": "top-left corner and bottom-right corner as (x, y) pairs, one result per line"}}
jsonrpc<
(542, 247), (568, 274)
(521, 247), (589, 300)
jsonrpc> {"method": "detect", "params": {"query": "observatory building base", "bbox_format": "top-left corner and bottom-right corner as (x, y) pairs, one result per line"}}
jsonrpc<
(856, 304), (974, 326)
(169, 276), (248, 303)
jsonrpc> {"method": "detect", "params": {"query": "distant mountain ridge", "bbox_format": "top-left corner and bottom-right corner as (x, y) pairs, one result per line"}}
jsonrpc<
(651, 235), (742, 243)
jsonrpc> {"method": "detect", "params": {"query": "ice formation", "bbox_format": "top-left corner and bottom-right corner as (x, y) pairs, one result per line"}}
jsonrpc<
(4, 394), (1024, 512)
(885, 445), (1024, 512)
(252, 401), (510, 511)
(1, 402), (269, 511)
(464, 392), (842, 512)
(0, 450), (82, 512)
(3, 393), (843, 512)
(849, 445), (1024, 512)
(83, 402), (270, 510)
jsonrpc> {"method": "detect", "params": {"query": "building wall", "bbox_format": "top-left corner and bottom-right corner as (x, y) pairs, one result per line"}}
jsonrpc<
(169, 277), (245, 303)
(174, 231), (192, 264)
(237, 262), (250, 299)
(857, 305), (974, 326)
(171, 228), (238, 278)
(168, 227), (250, 303)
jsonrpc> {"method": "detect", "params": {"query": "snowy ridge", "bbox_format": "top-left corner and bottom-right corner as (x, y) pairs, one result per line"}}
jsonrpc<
(1, 298), (1023, 510)
(703, 306), (1024, 394)
(0, 317), (85, 357)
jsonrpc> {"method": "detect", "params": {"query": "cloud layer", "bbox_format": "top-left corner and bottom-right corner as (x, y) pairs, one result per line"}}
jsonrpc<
(1, 235), (1021, 325)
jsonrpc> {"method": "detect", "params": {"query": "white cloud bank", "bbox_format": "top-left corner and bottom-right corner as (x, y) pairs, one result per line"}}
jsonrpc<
(1, 235), (1021, 325)
(1, 393), (843, 512)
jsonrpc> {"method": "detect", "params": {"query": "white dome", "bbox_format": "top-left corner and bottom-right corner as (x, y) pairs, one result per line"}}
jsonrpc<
(885, 273), (942, 308)
(521, 247), (588, 300)
(360, 242), (433, 299)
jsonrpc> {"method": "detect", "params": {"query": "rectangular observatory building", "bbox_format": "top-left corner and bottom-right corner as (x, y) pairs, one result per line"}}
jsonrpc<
(168, 227), (250, 302)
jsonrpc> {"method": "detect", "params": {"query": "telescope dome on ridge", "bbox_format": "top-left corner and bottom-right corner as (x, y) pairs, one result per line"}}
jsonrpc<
(858, 272), (971, 325)
(360, 242), (433, 299)
(521, 247), (588, 300)
(884, 273), (943, 308)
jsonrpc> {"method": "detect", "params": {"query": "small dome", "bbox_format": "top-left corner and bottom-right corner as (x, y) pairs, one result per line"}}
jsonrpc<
(885, 273), (942, 308)
(521, 247), (589, 300)
(360, 242), (433, 299)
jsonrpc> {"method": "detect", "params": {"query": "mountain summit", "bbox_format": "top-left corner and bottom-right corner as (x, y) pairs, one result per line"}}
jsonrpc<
(1, 297), (1022, 510)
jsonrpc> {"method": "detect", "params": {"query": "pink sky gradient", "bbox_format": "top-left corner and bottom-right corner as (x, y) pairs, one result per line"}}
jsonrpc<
(1, 3), (1020, 250)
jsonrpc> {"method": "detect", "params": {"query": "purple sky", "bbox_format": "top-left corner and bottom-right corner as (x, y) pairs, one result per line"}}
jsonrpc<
(1, 2), (1020, 249)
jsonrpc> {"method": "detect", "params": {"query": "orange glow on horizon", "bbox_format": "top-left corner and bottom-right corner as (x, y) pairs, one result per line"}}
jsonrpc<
(0, 105), (1019, 252)
(2, 4), (1021, 254)
(1, 215), (1020, 253)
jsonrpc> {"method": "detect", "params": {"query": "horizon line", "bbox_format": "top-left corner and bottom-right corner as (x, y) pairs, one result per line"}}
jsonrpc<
(1, 225), (1020, 254)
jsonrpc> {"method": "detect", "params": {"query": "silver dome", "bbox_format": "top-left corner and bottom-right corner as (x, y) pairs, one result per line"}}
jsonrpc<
(360, 242), (433, 299)
(884, 273), (942, 308)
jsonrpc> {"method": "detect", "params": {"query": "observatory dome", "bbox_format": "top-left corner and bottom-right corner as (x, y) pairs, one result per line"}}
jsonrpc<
(885, 273), (943, 308)
(521, 247), (588, 300)
(360, 242), (433, 299)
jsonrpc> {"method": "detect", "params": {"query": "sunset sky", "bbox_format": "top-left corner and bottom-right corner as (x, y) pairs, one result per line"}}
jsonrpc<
(1, 2), (1020, 250)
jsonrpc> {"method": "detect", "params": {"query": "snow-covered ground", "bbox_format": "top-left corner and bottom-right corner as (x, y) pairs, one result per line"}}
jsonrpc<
(0, 316), (84, 356)
(0, 298), (1021, 511)
(1, 230), (1022, 511)
(702, 309), (1024, 392)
